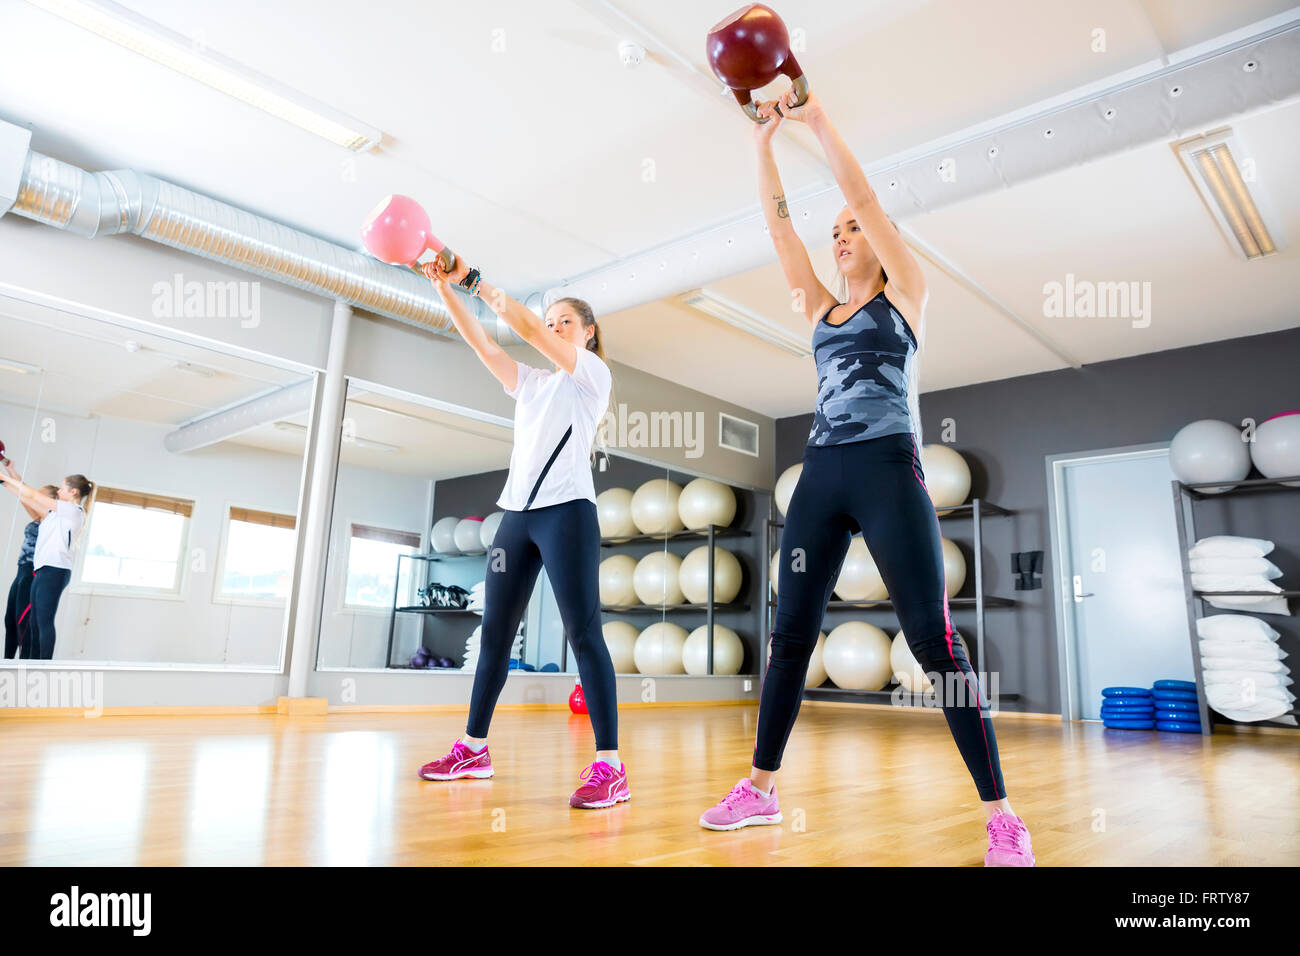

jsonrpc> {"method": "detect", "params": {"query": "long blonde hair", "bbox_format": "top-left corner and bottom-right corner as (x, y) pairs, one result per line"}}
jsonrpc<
(828, 231), (925, 447)
(546, 295), (615, 468)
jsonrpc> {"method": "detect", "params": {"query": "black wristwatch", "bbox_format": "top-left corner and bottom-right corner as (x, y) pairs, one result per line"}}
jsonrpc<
(459, 268), (481, 291)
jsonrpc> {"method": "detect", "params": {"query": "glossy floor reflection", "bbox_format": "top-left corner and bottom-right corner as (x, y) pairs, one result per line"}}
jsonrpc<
(1, 705), (1296, 866)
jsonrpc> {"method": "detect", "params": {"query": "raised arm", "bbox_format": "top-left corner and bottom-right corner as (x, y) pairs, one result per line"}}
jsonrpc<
(0, 465), (59, 515)
(753, 102), (837, 326)
(782, 91), (927, 314)
(422, 262), (520, 392)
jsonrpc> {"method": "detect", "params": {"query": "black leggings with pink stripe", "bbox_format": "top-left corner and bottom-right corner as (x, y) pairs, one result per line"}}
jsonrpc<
(757, 431), (1007, 801)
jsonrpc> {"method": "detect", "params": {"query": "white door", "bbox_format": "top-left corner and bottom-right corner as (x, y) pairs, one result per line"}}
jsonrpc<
(1055, 448), (1195, 720)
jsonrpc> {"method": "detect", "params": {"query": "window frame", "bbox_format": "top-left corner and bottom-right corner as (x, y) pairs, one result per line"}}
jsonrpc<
(339, 521), (424, 615)
(70, 484), (196, 600)
(212, 502), (300, 608)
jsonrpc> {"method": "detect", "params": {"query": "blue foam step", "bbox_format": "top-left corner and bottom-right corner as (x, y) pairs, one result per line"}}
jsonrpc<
(1103, 718), (1155, 729)
(1153, 679), (1197, 692)
(1156, 720), (1202, 733)
(1101, 686), (1153, 698)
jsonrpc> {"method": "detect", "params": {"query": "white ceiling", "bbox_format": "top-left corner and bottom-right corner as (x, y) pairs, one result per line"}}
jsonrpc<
(1, 0), (1297, 421)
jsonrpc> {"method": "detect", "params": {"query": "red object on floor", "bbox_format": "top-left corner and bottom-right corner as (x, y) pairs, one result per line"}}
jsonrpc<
(568, 683), (587, 715)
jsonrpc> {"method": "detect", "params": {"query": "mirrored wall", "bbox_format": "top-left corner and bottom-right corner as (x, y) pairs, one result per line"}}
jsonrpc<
(0, 296), (311, 668)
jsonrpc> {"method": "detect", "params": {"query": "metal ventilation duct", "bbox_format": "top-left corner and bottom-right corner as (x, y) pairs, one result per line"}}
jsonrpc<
(0, 130), (521, 346)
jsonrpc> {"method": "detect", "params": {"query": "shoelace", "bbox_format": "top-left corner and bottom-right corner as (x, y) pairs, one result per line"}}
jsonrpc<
(987, 816), (1023, 851)
(721, 782), (753, 808)
(579, 762), (616, 787)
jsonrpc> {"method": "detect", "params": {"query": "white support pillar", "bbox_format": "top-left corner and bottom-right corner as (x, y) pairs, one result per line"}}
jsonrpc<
(283, 300), (351, 709)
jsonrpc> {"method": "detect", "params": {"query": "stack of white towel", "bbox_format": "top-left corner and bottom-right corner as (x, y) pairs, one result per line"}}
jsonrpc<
(1197, 616), (1295, 725)
(462, 622), (523, 673)
(467, 581), (486, 614)
(1188, 535), (1290, 615)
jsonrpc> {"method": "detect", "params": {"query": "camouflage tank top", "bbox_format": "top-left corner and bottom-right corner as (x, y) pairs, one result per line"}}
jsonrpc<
(807, 290), (917, 446)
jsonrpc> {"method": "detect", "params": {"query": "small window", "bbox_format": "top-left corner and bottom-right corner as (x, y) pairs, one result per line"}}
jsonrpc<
(79, 487), (193, 593)
(219, 507), (298, 603)
(345, 524), (421, 610)
(719, 412), (760, 457)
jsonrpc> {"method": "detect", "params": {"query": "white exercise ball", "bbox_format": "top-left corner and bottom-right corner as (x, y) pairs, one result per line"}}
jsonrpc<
(634, 621), (688, 674)
(775, 464), (802, 517)
(631, 479), (684, 535)
(770, 549), (781, 595)
(431, 516), (461, 554)
(678, 545), (743, 604)
(1169, 419), (1250, 493)
(767, 631), (827, 688)
(633, 550), (684, 606)
(891, 629), (971, 693)
(823, 621), (894, 691)
(454, 517), (485, 554)
(941, 537), (966, 599)
(1251, 411), (1300, 487)
(920, 444), (971, 514)
(834, 536), (888, 602)
(678, 478), (737, 531)
(479, 511), (504, 551)
(683, 625), (745, 675)
(599, 554), (639, 607)
(596, 487), (638, 540)
(602, 621), (639, 673)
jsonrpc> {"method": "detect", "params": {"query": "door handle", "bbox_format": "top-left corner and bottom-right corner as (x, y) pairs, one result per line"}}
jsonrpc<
(1073, 575), (1095, 603)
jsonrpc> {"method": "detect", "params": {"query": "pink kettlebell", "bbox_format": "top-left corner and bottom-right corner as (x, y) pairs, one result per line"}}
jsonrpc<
(360, 194), (456, 272)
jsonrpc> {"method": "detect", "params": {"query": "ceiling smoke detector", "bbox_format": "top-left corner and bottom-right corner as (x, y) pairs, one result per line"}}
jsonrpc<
(618, 40), (645, 68)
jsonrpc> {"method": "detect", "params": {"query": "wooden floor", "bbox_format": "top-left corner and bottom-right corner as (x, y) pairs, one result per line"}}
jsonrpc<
(1, 703), (1296, 866)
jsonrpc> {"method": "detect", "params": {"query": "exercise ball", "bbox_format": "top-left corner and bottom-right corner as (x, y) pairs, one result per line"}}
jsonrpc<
(941, 537), (966, 599)
(678, 545), (743, 604)
(599, 554), (639, 607)
(770, 549), (781, 595)
(775, 464), (801, 517)
(834, 536), (887, 602)
(682, 625), (744, 675)
(479, 511), (504, 550)
(634, 621), (688, 674)
(602, 621), (639, 673)
(823, 621), (893, 691)
(920, 444), (971, 514)
(678, 477), (737, 530)
(767, 631), (827, 688)
(454, 517), (485, 554)
(631, 479), (684, 535)
(1169, 419), (1250, 493)
(596, 487), (638, 540)
(633, 550), (684, 606)
(891, 629), (971, 693)
(1251, 411), (1300, 487)
(431, 516), (461, 554)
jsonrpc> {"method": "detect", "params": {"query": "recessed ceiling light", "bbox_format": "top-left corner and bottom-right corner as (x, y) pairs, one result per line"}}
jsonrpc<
(678, 289), (812, 358)
(23, 0), (385, 151)
(0, 357), (43, 375)
(1173, 127), (1278, 260)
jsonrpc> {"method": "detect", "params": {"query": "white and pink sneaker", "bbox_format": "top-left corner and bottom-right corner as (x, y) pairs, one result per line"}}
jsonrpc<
(984, 811), (1036, 866)
(569, 760), (630, 809)
(699, 778), (782, 830)
(418, 740), (494, 781)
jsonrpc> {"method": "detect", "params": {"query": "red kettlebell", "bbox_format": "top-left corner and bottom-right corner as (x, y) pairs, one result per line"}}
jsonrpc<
(568, 682), (587, 715)
(706, 3), (810, 123)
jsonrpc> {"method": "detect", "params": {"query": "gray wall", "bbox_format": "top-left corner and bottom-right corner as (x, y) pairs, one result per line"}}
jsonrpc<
(775, 326), (1300, 716)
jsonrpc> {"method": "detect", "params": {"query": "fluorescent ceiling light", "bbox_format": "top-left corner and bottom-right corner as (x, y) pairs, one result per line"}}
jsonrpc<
(24, 0), (384, 152)
(0, 357), (43, 375)
(273, 420), (399, 453)
(1173, 128), (1279, 260)
(677, 289), (812, 358)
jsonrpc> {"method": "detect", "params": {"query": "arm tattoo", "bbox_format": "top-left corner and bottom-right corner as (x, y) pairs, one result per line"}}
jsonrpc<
(774, 193), (789, 219)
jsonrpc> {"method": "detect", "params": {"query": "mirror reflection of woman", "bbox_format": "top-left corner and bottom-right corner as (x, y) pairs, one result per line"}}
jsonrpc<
(696, 91), (1035, 866)
(0, 467), (95, 660)
(414, 255), (629, 811)
(4, 482), (59, 659)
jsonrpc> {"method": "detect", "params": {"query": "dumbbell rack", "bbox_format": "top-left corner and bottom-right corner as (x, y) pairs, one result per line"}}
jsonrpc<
(1172, 473), (1300, 736)
(762, 498), (1020, 707)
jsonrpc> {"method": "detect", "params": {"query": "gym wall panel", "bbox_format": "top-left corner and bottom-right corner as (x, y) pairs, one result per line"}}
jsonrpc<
(775, 326), (1300, 717)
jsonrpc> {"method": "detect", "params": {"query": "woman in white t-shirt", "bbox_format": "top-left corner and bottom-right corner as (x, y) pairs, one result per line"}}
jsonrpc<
(414, 256), (628, 810)
(0, 468), (94, 660)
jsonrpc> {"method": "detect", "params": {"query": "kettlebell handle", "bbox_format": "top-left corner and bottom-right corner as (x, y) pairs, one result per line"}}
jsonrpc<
(737, 68), (809, 124)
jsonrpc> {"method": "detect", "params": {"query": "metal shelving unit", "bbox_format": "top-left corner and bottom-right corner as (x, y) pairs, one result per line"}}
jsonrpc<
(1172, 473), (1300, 736)
(384, 551), (487, 669)
(763, 498), (1020, 706)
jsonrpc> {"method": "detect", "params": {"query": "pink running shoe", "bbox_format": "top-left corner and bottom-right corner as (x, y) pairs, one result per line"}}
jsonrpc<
(699, 778), (782, 831)
(984, 811), (1036, 866)
(418, 740), (494, 781)
(569, 761), (630, 809)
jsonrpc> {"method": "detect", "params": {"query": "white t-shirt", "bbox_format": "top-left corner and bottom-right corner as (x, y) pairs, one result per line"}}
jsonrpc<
(497, 348), (611, 511)
(33, 500), (85, 571)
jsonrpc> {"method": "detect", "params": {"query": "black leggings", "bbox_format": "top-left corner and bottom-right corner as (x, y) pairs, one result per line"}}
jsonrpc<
(758, 432), (1007, 801)
(467, 499), (618, 751)
(4, 563), (34, 659)
(30, 566), (72, 661)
